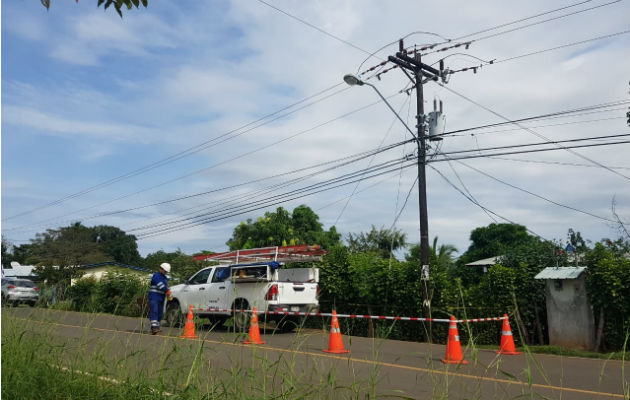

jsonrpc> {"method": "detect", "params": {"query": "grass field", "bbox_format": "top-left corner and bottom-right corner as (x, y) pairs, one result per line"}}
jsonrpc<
(2, 309), (628, 399)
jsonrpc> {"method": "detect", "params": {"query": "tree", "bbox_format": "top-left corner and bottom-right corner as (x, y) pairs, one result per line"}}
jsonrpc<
(27, 223), (109, 288)
(141, 249), (205, 282)
(41, 0), (147, 18)
(584, 240), (630, 351)
(1, 237), (12, 269)
(567, 228), (588, 252)
(91, 225), (141, 265)
(346, 226), (407, 259)
(226, 205), (341, 250)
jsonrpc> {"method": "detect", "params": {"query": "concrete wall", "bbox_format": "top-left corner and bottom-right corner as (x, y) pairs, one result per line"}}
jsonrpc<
(544, 276), (595, 350)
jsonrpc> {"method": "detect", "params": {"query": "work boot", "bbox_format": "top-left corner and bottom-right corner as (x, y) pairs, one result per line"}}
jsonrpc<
(151, 327), (159, 335)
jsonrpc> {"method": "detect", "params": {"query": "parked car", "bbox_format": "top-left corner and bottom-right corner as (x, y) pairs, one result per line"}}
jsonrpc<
(1, 278), (39, 306)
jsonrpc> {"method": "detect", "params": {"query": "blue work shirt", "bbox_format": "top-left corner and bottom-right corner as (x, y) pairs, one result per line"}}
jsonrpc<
(148, 272), (169, 302)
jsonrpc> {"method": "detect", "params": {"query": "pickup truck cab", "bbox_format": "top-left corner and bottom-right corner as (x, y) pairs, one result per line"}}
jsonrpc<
(165, 261), (319, 332)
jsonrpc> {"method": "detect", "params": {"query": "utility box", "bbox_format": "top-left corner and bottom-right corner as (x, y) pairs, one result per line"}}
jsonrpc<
(534, 267), (594, 350)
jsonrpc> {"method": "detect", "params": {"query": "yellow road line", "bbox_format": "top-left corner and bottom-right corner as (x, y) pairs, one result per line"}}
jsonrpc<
(15, 316), (627, 399)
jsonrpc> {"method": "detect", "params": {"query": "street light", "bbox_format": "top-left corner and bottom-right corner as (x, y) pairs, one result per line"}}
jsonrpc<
(344, 71), (432, 336)
(343, 74), (416, 139)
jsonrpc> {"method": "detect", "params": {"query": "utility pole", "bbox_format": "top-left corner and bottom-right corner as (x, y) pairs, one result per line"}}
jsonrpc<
(387, 39), (448, 341)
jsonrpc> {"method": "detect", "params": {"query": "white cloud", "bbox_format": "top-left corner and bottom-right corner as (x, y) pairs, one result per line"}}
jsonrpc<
(2, 0), (628, 257)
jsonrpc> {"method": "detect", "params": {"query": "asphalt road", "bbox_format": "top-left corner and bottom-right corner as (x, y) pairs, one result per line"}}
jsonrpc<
(4, 307), (628, 399)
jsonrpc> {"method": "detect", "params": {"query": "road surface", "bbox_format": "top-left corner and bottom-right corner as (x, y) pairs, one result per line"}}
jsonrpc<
(4, 308), (628, 399)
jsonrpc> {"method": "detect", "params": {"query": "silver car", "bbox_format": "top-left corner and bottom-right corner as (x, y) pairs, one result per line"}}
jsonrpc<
(1, 278), (39, 306)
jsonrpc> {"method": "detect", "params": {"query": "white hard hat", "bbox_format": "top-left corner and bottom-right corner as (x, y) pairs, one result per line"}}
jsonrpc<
(160, 263), (171, 273)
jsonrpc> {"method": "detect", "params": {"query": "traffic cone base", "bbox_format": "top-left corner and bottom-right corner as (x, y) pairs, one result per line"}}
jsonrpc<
(441, 316), (468, 365)
(180, 305), (198, 339)
(323, 310), (349, 353)
(242, 307), (265, 344)
(496, 314), (520, 355)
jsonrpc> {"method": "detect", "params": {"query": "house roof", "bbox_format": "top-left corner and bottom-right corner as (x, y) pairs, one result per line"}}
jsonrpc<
(3, 265), (38, 277)
(80, 262), (152, 273)
(466, 256), (502, 267)
(534, 267), (586, 280)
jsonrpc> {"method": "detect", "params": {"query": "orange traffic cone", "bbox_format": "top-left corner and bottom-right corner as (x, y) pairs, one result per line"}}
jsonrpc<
(496, 314), (520, 355)
(242, 307), (265, 344)
(441, 316), (468, 364)
(323, 310), (349, 354)
(179, 305), (198, 339)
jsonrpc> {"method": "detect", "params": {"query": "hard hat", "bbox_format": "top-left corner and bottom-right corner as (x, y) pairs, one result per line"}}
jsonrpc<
(160, 263), (171, 273)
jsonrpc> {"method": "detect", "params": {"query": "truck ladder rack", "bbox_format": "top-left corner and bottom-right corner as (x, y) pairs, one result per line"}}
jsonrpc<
(193, 244), (327, 264)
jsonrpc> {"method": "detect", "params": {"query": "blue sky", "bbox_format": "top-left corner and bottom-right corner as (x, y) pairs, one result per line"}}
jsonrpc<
(2, 0), (629, 258)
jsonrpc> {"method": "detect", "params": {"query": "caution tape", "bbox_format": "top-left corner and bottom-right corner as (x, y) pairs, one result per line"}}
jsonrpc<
(192, 307), (507, 324)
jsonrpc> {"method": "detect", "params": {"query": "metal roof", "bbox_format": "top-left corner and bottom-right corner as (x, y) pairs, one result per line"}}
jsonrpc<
(534, 267), (586, 280)
(466, 256), (502, 267)
(3, 265), (37, 277)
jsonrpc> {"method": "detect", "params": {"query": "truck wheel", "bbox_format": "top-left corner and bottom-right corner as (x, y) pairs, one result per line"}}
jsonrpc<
(232, 300), (250, 332)
(165, 301), (184, 328)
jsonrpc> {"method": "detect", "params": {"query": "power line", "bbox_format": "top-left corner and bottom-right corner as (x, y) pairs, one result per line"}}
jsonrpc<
(494, 30), (629, 64)
(424, 0), (622, 56)
(453, 159), (618, 223)
(255, 0), (372, 56)
(6, 89), (408, 234)
(429, 164), (547, 240)
(484, 156), (630, 170)
(130, 156), (412, 233)
(430, 140), (629, 162)
(453, 0), (596, 41)
(446, 116), (625, 138)
(2, 82), (347, 222)
(438, 84), (630, 180)
(6, 139), (412, 235)
(437, 133), (629, 157)
(135, 161), (419, 239)
(434, 100), (629, 138)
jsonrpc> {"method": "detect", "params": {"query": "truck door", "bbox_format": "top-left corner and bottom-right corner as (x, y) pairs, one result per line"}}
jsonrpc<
(184, 267), (213, 308)
(206, 266), (231, 311)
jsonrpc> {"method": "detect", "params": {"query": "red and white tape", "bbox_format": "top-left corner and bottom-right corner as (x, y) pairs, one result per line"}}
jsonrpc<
(192, 307), (507, 324)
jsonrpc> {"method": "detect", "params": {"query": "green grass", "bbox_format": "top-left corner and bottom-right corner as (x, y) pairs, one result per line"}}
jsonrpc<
(474, 344), (630, 361)
(3, 309), (628, 400)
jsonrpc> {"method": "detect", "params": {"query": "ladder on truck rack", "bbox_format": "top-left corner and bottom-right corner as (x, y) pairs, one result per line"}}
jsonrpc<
(192, 244), (328, 264)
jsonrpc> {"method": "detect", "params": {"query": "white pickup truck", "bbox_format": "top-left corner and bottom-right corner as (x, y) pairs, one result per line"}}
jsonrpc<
(165, 262), (319, 332)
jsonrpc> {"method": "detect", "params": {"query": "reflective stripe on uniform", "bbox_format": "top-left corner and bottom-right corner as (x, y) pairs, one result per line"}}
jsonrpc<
(149, 288), (165, 294)
(151, 320), (159, 327)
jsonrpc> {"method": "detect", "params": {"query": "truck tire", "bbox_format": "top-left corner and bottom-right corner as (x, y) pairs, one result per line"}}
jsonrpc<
(232, 299), (250, 332)
(165, 301), (184, 328)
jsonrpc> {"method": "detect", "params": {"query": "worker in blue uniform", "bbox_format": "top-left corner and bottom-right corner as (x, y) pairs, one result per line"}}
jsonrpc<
(148, 262), (172, 335)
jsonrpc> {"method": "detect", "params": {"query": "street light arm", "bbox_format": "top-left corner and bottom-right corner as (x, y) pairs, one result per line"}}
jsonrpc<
(362, 81), (418, 140)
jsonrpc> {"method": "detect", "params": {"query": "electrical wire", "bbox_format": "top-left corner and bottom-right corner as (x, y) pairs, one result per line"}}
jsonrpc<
(2, 82), (347, 222)
(129, 156), (412, 233)
(333, 93), (412, 226)
(429, 164), (547, 240)
(438, 84), (630, 180)
(434, 100), (630, 138)
(5, 89), (408, 234)
(255, 0), (373, 56)
(429, 140), (629, 162)
(135, 161), (419, 239)
(453, 159), (618, 223)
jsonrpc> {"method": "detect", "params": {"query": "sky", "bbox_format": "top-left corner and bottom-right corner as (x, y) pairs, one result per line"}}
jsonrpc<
(2, 0), (629, 259)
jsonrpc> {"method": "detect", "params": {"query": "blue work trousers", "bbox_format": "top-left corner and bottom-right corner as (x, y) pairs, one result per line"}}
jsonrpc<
(149, 298), (164, 328)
